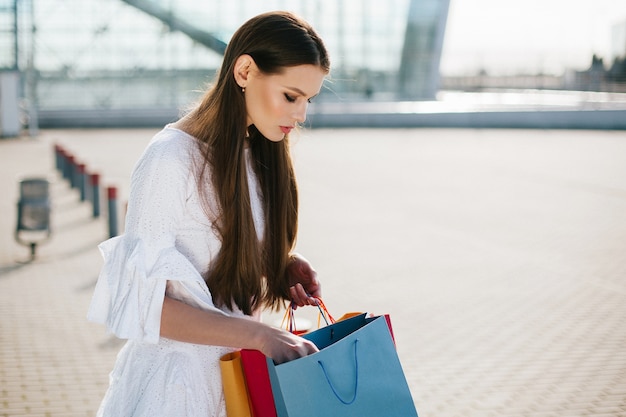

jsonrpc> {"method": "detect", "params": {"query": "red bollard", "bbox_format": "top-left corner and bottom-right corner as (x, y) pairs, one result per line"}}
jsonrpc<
(107, 186), (119, 238)
(78, 163), (87, 201)
(63, 150), (71, 181)
(54, 144), (63, 173)
(90, 173), (101, 218)
(65, 153), (76, 188)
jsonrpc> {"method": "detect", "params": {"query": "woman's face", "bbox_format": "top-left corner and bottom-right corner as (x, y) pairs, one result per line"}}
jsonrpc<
(242, 63), (326, 142)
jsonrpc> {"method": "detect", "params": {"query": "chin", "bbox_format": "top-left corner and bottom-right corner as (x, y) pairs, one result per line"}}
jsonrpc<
(261, 129), (285, 143)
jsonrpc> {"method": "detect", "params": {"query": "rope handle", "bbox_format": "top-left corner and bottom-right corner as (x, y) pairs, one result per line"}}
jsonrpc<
(317, 339), (359, 405)
(281, 297), (336, 334)
(314, 297), (336, 327)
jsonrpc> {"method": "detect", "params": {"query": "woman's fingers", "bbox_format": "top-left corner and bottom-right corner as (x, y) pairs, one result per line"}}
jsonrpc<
(289, 283), (319, 308)
(264, 327), (319, 364)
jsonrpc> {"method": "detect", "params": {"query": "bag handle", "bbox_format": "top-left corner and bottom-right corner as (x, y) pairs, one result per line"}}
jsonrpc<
(313, 297), (336, 327)
(317, 339), (359, 405)
(281, 297), (336, 334)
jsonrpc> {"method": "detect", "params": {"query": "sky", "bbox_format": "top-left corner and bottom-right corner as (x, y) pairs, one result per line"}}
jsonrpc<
(439, 0), (626, 76)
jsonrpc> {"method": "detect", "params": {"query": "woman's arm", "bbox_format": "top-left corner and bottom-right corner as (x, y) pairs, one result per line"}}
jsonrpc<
(160, 296), (318, 364)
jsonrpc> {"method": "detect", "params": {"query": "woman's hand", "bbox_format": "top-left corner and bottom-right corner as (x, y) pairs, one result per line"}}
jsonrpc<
(258, 325), (319, 364)
(285, 253), (321, 308)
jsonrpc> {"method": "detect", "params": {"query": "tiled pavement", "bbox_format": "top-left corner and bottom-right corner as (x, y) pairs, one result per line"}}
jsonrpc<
(1, 127), (626, 417)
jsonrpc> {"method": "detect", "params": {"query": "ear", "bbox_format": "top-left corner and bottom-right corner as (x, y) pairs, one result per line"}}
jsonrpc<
(233, 54), (256, 88)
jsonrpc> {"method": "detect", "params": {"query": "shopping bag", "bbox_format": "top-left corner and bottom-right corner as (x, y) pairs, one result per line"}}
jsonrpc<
(266, 313), (419, 417)
(240, 349), (278, 417)
(219, 298), (335, 417)
(220, 351), (253, 417)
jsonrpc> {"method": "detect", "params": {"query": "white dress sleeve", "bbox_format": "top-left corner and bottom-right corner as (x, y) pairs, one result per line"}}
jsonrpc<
(87, 130), (220, 344)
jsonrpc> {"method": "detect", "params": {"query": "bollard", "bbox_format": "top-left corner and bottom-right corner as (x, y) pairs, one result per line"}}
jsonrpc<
(90, 173), (101, 218)
(66, 154), (76, 186)
(78, 163), (87, 201)
(60, 149), (70, 181)
(71, 158), (82, 190)
(107, 186), (118, 238)
(15, 178), (52, 260)
(54, 144), (63, 173)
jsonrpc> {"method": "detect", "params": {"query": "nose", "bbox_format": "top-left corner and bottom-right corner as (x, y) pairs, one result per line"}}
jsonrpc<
(293, 101), (308, 124)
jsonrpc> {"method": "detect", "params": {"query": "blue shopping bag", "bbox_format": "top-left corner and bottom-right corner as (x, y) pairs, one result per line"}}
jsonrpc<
(266, 313), (419, 417)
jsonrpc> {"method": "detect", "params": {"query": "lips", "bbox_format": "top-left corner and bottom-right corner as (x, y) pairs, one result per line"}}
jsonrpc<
(280, 126), (293, 134)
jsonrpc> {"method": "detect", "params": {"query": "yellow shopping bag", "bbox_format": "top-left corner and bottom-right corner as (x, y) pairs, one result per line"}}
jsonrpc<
(220, 351), (253, 417)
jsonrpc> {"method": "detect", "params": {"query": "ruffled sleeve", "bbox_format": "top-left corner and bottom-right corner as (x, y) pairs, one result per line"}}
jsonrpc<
(87, 129), (218, 343)
(88, 236), (210, 343)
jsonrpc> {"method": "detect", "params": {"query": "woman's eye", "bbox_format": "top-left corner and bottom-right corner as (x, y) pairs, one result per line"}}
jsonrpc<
(284, 93), (296, 103)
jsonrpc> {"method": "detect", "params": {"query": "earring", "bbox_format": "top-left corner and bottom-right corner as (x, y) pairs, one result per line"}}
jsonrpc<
(242, 87), (246, 93)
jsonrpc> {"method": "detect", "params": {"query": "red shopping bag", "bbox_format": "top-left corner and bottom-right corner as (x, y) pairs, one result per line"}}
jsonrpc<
(240, 349), (278, 417)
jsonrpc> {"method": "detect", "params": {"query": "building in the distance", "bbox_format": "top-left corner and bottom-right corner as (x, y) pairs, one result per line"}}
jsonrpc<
(0, 0), (450, 128)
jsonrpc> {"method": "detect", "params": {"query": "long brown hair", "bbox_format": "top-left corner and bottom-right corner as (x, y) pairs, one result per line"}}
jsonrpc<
(178, 12), (330, 315)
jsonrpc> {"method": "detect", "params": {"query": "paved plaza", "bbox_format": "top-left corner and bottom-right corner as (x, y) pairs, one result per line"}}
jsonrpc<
(1, 127), (626, 417)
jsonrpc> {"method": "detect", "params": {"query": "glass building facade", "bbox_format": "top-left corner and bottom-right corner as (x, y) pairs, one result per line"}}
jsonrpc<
(1, 0), (450, 127)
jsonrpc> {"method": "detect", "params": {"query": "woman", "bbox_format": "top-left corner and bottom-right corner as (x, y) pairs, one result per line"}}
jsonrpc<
(87, 11), (330, 417)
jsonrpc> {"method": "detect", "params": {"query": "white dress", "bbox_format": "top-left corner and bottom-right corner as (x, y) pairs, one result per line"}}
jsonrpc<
(87, 126), (265, 417)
